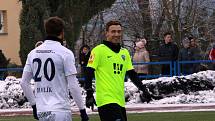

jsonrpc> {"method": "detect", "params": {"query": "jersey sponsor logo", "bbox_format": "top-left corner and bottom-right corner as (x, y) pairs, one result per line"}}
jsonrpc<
(113, 63), (123, 74)
(121, 55), (125, 61)
(36, 50), (54, 53)
(38, 111), (56, 120)
(88, 53), (95, 64)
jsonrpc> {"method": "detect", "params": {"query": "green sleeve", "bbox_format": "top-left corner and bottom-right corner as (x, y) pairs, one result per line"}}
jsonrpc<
(126, 50), (134, 71)
(87, 47), (100, 69)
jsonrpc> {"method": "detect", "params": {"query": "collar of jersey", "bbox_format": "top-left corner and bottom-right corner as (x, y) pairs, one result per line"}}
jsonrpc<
(103, 40), (121, 53)
(44, 36), (63, 45)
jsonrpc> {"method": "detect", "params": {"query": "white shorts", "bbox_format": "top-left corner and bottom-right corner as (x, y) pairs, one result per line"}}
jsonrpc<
(37, 111), (72, 121)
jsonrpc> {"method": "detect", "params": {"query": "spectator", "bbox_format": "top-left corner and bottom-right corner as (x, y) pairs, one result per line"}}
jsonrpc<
(189, 37), (202, 72)
(79, 45), (91, 67)
(209, 44), (215, 69)
(158, 32), (179, 76)
(189, 37), (200, 50)
(62, 40), (68, 48)
(79, 45), (91, 79)
(133, 38), (150, 80)
(178, 38), (195, 75)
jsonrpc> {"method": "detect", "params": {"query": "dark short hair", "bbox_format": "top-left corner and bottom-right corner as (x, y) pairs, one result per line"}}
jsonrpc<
(188, 36), (196, 41)
(45, 16), (65, 36)
(163, 32), (172, 37)
(105, 20), (122, 31)
(81, 45), (90, 50)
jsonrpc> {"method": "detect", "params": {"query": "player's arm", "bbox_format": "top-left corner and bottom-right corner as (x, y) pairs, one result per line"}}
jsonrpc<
(20, 62), (38, 120)
(126, 50), (152, 103)
(125, 50), (147, 92)
(67, 75), (85, 109)
(85, 49), (98, 91)
(20, 71), (35, 106)
(67, 75), (89, 121)
(127, 69), (163, 102)
(84, 49), (97, 110)
(64, 53), (86, 109)
(84, 67), (96, 110)
(64, 52), (89, 121)
(84, 67), (95, 90)
(126, 69), (152, 103)
(126, 70), (150, 93)
(20, 56), (36, 106)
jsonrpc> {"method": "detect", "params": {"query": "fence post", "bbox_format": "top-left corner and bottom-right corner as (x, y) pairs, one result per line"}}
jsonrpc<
(177, 61), (181, 76)
(173, 61), (177, 76)
(170, 62), (172, 76)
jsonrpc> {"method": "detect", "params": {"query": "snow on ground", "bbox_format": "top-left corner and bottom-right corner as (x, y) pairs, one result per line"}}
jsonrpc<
(0, 70), (215, 109)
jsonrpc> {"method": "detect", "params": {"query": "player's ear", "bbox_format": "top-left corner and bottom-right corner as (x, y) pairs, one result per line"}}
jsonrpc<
(61, 31), (64, 40)
(58, 31), (64, 42)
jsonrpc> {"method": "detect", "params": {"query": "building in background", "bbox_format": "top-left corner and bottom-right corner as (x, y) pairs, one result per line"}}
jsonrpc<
(0, 1), (22, 65)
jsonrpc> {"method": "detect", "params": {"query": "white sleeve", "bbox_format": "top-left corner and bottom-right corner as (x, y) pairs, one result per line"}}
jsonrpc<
(20, 71), (36, 106)
(64, 52), (77, 76)
(67, 75), (85, 110)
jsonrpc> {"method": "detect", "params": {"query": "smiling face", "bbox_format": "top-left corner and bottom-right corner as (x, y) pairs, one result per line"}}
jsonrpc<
(105, 25), (122, 44)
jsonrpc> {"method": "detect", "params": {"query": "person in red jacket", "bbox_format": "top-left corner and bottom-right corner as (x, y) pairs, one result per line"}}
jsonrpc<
(209, 45), (215, 60)
(209, 44), (215, 69)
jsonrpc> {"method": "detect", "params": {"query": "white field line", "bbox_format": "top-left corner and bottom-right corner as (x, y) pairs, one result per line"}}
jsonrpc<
(0, 103), (215, 116)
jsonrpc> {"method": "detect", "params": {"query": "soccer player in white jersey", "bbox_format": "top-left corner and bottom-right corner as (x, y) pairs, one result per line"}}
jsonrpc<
(20, 17), (89, 121)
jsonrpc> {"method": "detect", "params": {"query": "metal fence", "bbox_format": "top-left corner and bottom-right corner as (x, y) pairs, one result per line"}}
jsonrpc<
(0, 60), (214, 80)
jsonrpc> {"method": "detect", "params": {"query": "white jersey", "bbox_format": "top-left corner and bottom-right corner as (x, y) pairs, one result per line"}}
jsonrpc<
(23, 40), (77, 112)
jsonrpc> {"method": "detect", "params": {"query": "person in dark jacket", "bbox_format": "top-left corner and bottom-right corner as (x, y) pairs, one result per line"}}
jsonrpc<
(178, 38), (195, 75)
(79, 45), (91, 80)
(188, 37), (202, 72)
(79, 45), (91, 67)
(158, 32), (179, 76)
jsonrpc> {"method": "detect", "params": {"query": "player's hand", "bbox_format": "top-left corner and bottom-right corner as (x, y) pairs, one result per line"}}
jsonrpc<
(86, 89), (96, 110)
(140, 91), (152, 103)
(17, 96), (28, 106)
(80, 109), (89, 121)
(86, 96), (96, 110)
(32, 105), (39, 120)
(140, 87), (163, 103)
(139, 86), (153, 103)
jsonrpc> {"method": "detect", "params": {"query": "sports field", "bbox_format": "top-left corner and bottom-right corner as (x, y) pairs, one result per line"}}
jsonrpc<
(0, 111), (215, 121)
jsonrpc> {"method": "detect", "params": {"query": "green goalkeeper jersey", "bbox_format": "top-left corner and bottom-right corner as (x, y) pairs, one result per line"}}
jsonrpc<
(87, 44), (134, 107)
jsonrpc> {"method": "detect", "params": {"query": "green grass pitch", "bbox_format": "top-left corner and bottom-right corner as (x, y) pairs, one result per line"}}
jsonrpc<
(0, 111), (215, 121)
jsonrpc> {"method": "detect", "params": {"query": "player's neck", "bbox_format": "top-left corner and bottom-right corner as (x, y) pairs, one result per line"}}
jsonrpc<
(103, 40), (121, 53)
(45, 36), (63, 45)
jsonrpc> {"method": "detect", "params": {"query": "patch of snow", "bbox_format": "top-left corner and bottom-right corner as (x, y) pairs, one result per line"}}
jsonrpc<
(0, 70), (215, 109)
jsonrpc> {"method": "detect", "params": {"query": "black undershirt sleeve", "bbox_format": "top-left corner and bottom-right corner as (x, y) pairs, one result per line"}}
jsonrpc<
(84, 67), (95, 90)
(126, 69), (148, 93)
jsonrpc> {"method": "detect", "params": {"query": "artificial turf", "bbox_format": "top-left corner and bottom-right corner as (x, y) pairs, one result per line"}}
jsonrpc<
(0, 111), (214, 121)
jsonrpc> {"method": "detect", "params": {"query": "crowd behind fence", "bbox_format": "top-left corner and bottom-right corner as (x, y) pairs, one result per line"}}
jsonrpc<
(0, 60), (215, 81)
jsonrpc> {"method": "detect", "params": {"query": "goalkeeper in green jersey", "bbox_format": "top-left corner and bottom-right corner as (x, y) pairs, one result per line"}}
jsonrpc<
(85, 20), (160, 121)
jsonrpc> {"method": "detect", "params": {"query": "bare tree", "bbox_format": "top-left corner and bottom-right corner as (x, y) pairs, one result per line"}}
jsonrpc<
(78, 0), (215, 56)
